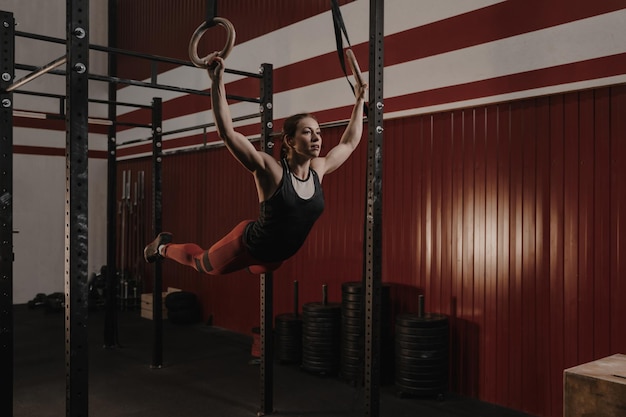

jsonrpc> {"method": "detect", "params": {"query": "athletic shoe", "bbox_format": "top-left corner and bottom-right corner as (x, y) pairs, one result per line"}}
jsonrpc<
(144, 232), (173, 263)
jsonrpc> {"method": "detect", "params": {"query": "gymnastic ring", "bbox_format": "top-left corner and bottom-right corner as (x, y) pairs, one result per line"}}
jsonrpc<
(346, 49), (365, 88)
(188, 17), (236, 68)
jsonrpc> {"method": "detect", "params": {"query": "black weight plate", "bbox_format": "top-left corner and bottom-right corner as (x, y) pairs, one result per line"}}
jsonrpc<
(395, 332), (448, 343)
(302, 337), (339, 346)
(394, 348), (447, 359)
(303, 355), (339, 363)
(341, 352), (363, 361)
(341, 281), (363, 293)
(303, 327), (340, 335)
(302, 335), (340, 344)
(303, 313), (341, 321)
(302, 356), (340, 365)
(303, 322), (340, 330)
(303, 351), (339, 360)
(395, 379), (447, 391)
(395, 325), (448, 336)
(302, 336), (340, 345)
(340, 359), (363, 368)
(342, 309), (363, 318)
(275, 325), (302, 333)
(303, 302), (341, 311)
(394, 376), (447, 387)
(303, 328), (340, 336)
(302, 304), (341, 318)
(395, 335), (448, 350)
(395, 313), (448, 328)
(341, 327), (363, 335)
(275, 322), (302, 329)
(277, 344), (302, 352)
(341, 331), (364, 340)
(395, 360), (448, 373)
(275, 313), (302, 321)
(277, 338), (302, 346)
(342, 296), (363, 305)
(341, 318), (364, 327)
(341, 369), (363, 378)
(341, 303), (363, 312)
(394, 369), (446, 382)
(340, 335), (364, 345)
(341, 342), (363, 351)
(276, 325), (302, 332)
(340, 345), (363, 356)
(274, 327), (302, 336)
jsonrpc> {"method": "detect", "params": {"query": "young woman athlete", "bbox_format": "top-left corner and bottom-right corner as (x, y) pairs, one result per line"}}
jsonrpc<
(144, 55), (367, 274)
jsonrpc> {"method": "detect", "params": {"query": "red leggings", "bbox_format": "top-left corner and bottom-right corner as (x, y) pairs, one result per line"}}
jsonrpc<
(161, 220), (282, 275)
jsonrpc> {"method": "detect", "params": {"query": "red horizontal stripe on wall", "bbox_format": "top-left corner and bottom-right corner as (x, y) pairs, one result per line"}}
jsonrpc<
(115, 2), (626, 130)
(117, 52), (625, 157)
(383, 0), (626, 68)
(384, 53), (626, 114)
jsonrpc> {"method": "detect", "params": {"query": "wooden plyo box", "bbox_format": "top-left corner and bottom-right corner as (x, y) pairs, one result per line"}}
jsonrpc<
(140, 287), (181, 320)
(564, 353), (626, 417)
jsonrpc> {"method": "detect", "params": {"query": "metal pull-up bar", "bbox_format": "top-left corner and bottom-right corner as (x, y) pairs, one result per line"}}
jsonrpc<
(5, 54), (67, 92)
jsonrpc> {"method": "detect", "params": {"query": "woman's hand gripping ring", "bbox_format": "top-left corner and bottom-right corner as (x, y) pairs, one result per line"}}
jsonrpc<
(188, 17), (236, 68)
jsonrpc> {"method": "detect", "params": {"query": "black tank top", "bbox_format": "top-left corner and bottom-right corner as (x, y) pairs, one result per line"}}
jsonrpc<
(244, 159), (325, 262)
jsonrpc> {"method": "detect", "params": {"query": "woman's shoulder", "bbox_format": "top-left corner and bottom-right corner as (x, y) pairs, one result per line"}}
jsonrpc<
(309, 157), (326, 182)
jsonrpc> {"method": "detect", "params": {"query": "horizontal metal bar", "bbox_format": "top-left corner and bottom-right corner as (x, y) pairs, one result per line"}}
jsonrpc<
(88, 97), (152, 109)
(6, 55), (67, 92)
(118, 112), (261, 146)
(15, 30), (262, 79)
(14, 89), (152, 109)
(115, 121), (152, 129)
(162, 113), (259, 136)
(15, 63), (261, 103)
(162, 136), (261, 156)
(117, 137), (153, 146)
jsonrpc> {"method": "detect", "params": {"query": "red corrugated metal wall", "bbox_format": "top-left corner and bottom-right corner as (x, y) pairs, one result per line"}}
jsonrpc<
(119, 84), (626, 417)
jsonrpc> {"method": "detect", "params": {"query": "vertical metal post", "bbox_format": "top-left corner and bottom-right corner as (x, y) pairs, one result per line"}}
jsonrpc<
(151, 97), (164, 368)
(363, 0), (384, 416)
(0, 10), (15, 417)
(104, 0), (119, 348)
(258, 62), (274, 416)
(66, 0), (90, 415)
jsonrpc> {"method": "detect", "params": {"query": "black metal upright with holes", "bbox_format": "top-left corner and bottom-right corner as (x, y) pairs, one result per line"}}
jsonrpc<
(258, 62), (274, 416)
(66, 0), (90, 415)
(104, 0), (119, 348)
(363, 0), (384, 416)
(0, 10), (15, 417)
(151, 97), (164, 368)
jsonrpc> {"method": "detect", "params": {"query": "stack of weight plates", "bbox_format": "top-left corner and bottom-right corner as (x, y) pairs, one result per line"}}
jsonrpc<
(301, 301), (342, 375)
(395, 312), (449, 398)
(275, 313), (302, 364)
(340, 282), (392, 384)
(340, 282), (363, 382)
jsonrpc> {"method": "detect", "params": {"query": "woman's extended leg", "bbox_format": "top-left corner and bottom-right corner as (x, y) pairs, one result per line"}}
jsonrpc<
(144, 220), (281, 275)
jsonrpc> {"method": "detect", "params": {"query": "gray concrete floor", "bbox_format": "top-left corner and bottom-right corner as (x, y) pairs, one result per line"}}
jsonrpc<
(12, 304), (533, 417)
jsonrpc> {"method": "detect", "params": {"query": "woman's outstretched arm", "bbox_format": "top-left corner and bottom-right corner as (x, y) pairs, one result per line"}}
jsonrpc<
(208, 56), (272, 173)
(313, 82), (368, 177)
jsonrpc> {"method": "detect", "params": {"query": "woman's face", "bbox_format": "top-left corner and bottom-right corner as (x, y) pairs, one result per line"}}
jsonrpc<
(289, 117), (321, 158)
